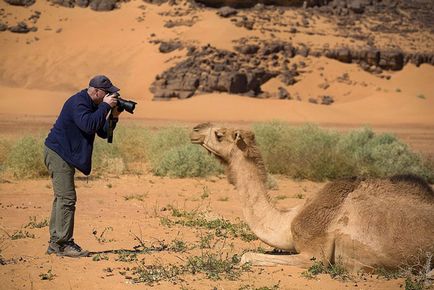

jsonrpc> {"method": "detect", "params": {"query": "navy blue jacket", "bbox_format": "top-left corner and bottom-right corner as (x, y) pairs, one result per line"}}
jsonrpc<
(45, 89), (114, 175)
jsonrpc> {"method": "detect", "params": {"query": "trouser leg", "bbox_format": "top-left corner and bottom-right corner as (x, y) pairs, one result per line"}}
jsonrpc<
(49, 196), (57, 242)
(44, 146), (76, 244)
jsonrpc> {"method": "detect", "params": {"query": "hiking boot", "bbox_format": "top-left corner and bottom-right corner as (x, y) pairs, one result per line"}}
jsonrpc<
(57, 240), (89, 258)
(46, 242), (62, 255)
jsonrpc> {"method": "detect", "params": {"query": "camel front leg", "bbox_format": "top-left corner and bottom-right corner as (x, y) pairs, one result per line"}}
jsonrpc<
(241, 252), (312, 267)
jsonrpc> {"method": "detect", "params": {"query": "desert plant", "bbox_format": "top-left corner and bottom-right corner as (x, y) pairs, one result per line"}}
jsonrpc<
(0, 139), (12, 173)
(92, 253), (109, 261)
(115, 250), (138, 262)
(92, 226), (115, 243)
(10, 229), (35, 240)
(185, 252), (248, 280)
(301, 257), (351, 280)
(39, 269), (55, 280)
(24, 216), (48, 229)
(4, 136), (46, 178)
(153, 144), (223, 177)
(169, 239), (188, 252)
(161, 207), (257, 242)
(92, 138), (125, 176)
(123, 193), (148, 201)
(253, 122), (434, 182)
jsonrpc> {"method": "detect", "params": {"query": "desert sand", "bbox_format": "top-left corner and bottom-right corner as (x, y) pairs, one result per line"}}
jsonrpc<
(0, 0), (433, 289)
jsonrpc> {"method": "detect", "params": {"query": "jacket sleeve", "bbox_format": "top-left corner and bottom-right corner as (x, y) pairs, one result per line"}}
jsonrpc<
(73, 98), (112, 135)
(96, 118), (118, 139)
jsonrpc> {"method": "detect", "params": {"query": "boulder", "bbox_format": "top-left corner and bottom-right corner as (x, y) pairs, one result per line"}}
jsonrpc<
(216, 6), (238, 17)
(8, 22), (31, 33)
(159, 41), (182, 53)
(89, 0), (117, 11)
(4, 0), (35, 6)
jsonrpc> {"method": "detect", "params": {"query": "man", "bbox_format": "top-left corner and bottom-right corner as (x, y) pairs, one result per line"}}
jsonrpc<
(44, 75), (121, 257)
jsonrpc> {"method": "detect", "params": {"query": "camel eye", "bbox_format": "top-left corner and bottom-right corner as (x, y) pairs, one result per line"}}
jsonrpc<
(215, 131), (224, 141)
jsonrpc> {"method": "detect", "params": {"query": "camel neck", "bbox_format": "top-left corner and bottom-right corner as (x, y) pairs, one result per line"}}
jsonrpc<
(229, 152), (297, 251)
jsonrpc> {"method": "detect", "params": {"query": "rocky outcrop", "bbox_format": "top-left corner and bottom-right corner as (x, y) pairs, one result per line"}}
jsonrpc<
(0, 22), (8, 32)
(8, 22), (37, 33)
(49, 0), (121, 10)
(4, 0), (35, 6)
(151, 39), (434, 101)
(150, 45), (280, 100)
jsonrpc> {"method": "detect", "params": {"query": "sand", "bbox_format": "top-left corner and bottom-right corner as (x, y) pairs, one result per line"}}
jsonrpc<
(0, 0), (433, 289)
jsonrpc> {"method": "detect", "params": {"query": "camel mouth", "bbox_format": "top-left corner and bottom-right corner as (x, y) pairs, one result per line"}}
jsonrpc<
(201, 144), (221, 157)
(190, 138), (203, 144)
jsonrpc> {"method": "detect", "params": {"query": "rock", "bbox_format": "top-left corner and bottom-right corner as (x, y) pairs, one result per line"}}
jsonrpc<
(296, 46), (309, 57)
(50, 0), (75, 7)
(75, 0), (90, 7)
(4, 0), (35, 6)
(348, 0), (365, 13)
(159, 41), (182, 53)
(280, 69), (298, 85)
(277, 87), (290, 99)
(0, 23), (7, 32)
(335, 48), (352, 63)
(89, 0), (118, 11)
(365, 49), (380, 65)
(379, 50), (404, 70)
(308, 97), (318, 104)
(8, 22), (31, 33)
(321, 95), (334, 105)
(234, 44), (260, 55)
(216, 6), (237, 17)
(229, 72), (248, 93)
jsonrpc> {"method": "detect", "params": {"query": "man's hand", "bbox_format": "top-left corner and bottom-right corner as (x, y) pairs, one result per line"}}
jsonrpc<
(111, 107), (123, 118)
(103, 94), (118, 108)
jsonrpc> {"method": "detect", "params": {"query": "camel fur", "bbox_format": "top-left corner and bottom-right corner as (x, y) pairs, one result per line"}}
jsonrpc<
(190, 122), (434, 272)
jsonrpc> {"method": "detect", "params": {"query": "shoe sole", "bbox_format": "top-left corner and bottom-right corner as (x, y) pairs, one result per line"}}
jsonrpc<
(57, 251), (90, 258)
(46, 247), (57, 255)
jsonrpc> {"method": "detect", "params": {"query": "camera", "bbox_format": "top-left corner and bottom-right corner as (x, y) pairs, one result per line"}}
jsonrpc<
(112, 92), (137, 114)
(107, 93), (137, 143)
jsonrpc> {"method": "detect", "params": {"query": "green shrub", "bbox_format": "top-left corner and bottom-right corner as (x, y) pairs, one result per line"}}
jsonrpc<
(5, 136), (47, 178)
(0, 139), (12, 173)
(92, 138), (125, 176)
(252, 122), (434, 182)
(146, 126), (222, 178)
(112, 126), (151, 163)
(153, 144), (223, 177)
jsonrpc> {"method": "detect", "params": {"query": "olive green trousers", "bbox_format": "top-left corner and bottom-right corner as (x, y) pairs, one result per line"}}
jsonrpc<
(44, 146), (76, 244)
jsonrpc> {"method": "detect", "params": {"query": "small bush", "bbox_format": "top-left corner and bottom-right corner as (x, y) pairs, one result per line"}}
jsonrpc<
(92, 138), (125, 176)
(132, 262), (183, 285)
(113, 126), (151, 163)
(253, 122), (434, 182)
(11, 230), (35, 240)
(153, 144), (223, 177)
(24, 216), (48, 229)
(186, 252), (248, 281)
(0, 139), (12, 173)
(161, 207), (257, 242)
(301, 257), (351, 280)
(4, 136), (46, 178)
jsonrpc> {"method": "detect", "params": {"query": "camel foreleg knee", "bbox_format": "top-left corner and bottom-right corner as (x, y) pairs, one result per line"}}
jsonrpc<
(241, 252), (312, 267)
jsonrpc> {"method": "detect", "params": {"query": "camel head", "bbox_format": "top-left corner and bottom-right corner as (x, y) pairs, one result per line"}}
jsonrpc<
(190, 122), (257, 164)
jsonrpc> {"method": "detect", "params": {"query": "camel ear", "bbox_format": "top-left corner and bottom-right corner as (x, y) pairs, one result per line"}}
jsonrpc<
(234, 130), (253, 151)
(233, 130), (247, 151)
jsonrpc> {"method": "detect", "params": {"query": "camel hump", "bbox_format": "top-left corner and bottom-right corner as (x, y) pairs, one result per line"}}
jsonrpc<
(292, 177), (361, 241)
(389, 174), (434, 202)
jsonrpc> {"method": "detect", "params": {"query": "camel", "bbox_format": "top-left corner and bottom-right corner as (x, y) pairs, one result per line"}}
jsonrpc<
(190, 122), (434, 273)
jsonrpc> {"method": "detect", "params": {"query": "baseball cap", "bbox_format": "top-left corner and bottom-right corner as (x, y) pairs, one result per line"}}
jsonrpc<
(89, 75), (119, 93)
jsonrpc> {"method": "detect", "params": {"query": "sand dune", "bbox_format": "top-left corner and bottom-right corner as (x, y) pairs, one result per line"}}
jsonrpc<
(1, 0), (433, 128)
